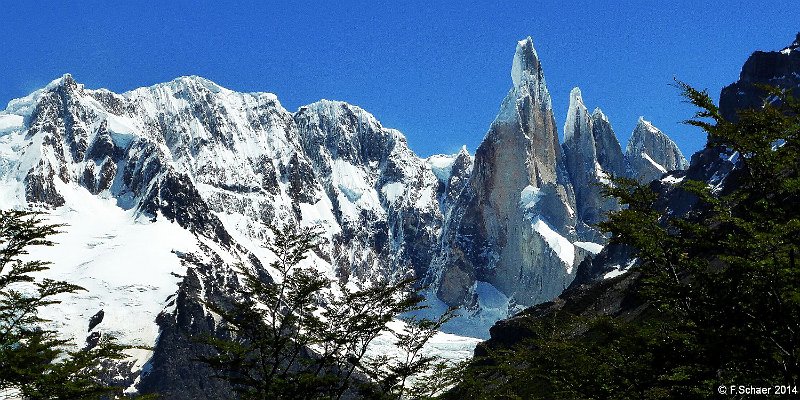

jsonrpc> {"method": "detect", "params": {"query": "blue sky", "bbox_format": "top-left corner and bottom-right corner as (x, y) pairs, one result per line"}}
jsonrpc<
(1, 1), (797, 158)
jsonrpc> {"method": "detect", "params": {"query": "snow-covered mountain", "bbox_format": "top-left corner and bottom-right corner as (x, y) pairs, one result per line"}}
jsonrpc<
(0, 37), (687, 396)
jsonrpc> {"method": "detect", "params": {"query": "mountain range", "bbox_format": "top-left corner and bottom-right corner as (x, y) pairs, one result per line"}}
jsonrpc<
(0, 36), (688, 397)
(468, 32), (800, 388)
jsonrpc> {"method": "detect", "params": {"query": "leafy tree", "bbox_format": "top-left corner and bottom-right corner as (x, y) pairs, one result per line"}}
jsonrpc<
(449, 86), (800, 399)
(200, 224), (450, 399)
(0, 210), (131, 399)
(602, 84), (800, 391)
(358, 309), (457, 400)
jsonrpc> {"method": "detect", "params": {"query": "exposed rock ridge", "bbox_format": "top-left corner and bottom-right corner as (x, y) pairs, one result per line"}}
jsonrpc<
(625, 117), (688, 183)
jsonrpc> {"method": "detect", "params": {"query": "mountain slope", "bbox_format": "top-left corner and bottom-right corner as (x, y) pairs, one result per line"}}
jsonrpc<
(0, 36), (689, 396)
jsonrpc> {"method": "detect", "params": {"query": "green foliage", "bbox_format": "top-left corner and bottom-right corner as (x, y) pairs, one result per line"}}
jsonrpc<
(0, 210), (131, 399)
(200, 223), (450, 399)
(451, 86), (800, 398)
(358, 308), (457, 400)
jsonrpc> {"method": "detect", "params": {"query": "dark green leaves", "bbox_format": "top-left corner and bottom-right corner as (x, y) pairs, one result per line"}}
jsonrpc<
(0, 210), (131, 399)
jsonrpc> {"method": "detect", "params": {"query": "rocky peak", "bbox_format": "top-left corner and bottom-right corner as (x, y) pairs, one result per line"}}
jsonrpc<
(625, 117), (688, 183)
(591, 107), (609, 123)
(47, 73), (80, 92)
(720, 33), (800, 122)
(509, 36), (553, 113)
(435, 37), (576, 314)
(562, 88), (623, 228)
(782, 32), (800, 53)
(564, 87), (593, 144)
(590, 108), (625, 179)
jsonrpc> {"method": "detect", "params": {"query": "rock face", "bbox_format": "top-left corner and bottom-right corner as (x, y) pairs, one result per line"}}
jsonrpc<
(591, 108), (626, 180)
(435, 37), (579, 311)
(625, 117), (688, 183)
(432, 41), (687, 315)
(457, 35), (800, 396)
(686, 33), (800, 192)
(719, 32), (800, 122)
(562, 89), (625, 228)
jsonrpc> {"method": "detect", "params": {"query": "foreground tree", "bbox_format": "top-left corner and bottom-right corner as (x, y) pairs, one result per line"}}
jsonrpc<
(449, 86), (800, 399)
(200, 224), (451, 399)
(0, 210), (130, 399)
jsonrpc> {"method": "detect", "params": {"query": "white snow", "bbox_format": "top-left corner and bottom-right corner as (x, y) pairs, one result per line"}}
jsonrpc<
(519, 185), (542, 209)
(0, 387), (21, 399)
(603, 257), (638, 279)
(426, 154), (457, 183)
(531, 217), (575, 271)
(365, 318), (480, 385)
(326, 159), (386, 222)
(637, 117), (660, 134)
(661, 175), (685, 184)
(574, 241), (603, 254)
(594, 161), (612, 185)
(414, 185), (436, 210)
(603, 267), (626, 279)
(381, 182), (406, 204)
(641, 152), (667, 173)
(298, 197), (342, 235)
(0, 114), (24, 135)
(366, 318), (480, 364)
(15, 180), (200, 373)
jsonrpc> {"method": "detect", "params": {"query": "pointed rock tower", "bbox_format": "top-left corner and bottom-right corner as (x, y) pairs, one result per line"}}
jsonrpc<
(434, 37), (577, 310)
(562, 88), (625, 228)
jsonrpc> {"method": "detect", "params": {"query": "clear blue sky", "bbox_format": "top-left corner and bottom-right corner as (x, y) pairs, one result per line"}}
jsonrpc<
(1, 1), (797, 158)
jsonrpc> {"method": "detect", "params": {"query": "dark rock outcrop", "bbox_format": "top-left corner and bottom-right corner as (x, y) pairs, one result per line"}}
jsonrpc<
(719, 32), (800, 122)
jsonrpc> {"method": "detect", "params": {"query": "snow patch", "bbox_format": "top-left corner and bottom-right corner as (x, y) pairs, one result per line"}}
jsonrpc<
(519, 185), (542, 209)
(603, 257), (638, 279)
(298, 197), (342, 235)
(661, 175), (685, 184)
(595, 161), (612, 185)
(365, 318), (480, 380)
(0, 114), (24, 135)
(426, 154), (457, 183)
(531, 217), (575, 271)
(381, 182), (406, 204)
(574, 241), (603, 254)
(603, 267), (626, 279)
(641, 152), (667, 173)
(11, 181), (200, 376)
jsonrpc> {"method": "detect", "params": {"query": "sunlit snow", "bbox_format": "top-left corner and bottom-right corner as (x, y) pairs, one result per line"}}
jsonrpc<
(531, 217), (575, 271)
